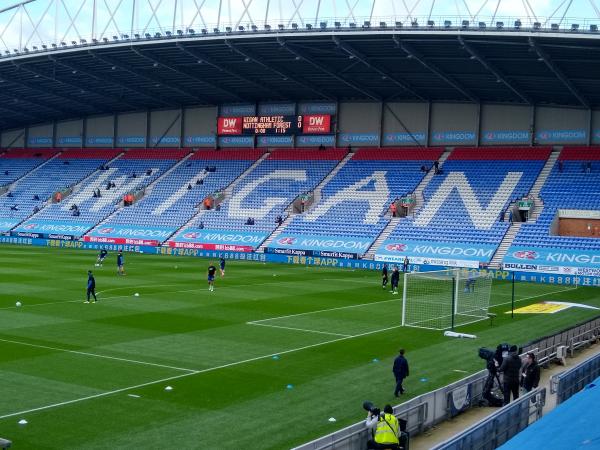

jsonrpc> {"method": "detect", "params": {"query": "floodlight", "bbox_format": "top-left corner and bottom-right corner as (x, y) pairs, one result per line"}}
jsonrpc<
(306, 23), (312, 30)
(335, 22), (341, 29)
(165, 31), (171, 37)
(571, 23), (579, 31)
(265, 24), (271, 31)
(238, 26), (245, 31)
(188, 28), (195, 34)
(291, 23), (298, 30)
(144, 33), (151, 39)
(349, 23), (356, 28)
(395, 21), (403, 28)
(496, 21), (504, 29)
(444, 20), (451, 28)
(515, 20), (522, 29)
(427, 20), (434, 27)
(177, 29), (183, 35)
(533, 22), (541, 30)
(551, 23), (559, 31)
(590, 24), (598, 32)
(461, 20), (469, 29)
(411, 20), (418, 27)
(380, 22), (387, 28)
(478, 22), (486, 29)
(278, 24), (284, 30)
(363, 21), (371, 28)
(225, 26), (232, 32)
(252, 25), (258, 31)
(201, 29), (207, 34)
(320, 22), (327, 29)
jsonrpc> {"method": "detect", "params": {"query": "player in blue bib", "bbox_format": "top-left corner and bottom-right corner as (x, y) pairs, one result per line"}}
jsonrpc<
(117, 250), (125, 276)
(207, 263), (217, 291)
(219, 257), (226, 277)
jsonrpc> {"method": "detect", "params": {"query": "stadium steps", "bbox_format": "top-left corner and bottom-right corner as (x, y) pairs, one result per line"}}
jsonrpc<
(310, 151), (355, 206)
(528, 148), (561, 223)
(413, 149), (451, 211)
(82, 151), (194, 238)
(255, 214), (295, 253)
(488, 222), (523, 268)
(160, 151), (270, 243)
(2, 150), (63, 195)
(361, 216), (402, 260)
(222, 150), (271, 198)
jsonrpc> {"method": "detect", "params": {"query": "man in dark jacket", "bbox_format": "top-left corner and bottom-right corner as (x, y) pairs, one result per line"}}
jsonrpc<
(393, 349), (409, 397)
(390, 267), (400, 295)
(499, 345), (521, 405)
(520, 352), (541, 392)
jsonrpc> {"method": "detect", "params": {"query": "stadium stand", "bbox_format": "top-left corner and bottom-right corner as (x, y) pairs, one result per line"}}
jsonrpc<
(177, 148), (346, 247)
(375, 147), (551, 263)
(102, 148), (264, 232)
(0, 148), (119, 227)
(278, 147), (443, 254)
(0, 148), (59, 187)
(512, 146), (600, 251)
(19, 148), (189, 237)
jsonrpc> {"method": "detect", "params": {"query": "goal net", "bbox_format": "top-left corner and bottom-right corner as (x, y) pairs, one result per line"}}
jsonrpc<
(402, 269), (493, 330)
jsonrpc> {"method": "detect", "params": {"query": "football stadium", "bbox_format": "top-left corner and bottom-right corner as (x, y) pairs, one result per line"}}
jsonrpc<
(0, 0), (599, 448)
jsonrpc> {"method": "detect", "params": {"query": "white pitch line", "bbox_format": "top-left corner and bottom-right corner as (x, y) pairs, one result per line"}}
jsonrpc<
(493, 285), (578, 308)
(250, 298), (401, 324)
(0, 322), (404, 420)
(246, 321), (352, 337)
(0, 338), (197, 373)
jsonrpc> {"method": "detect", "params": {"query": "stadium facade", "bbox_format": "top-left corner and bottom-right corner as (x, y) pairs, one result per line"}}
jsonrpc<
(0, 0), (599, 285)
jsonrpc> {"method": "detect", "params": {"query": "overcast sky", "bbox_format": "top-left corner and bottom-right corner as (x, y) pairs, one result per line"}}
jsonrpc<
(1, 0), (599, 51)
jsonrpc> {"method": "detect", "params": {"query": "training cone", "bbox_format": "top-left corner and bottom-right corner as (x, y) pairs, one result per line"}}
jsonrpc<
(165, 386), (173, 391)
(134, 293), (140, 297)
(328, 417), (336, 422)
(18, 419), (27, 425)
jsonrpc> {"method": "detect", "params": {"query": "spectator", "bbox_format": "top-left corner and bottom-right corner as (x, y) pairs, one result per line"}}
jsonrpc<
(246, 217), (252, 225)
(520, 352), (540, 393)
(93, 191), (98, 198)
(188, 184), (192, 190)
(3, 170), (8, 175)
(73, 209), (80, 217)
(33, 194), (40, 201)
(434, 160), (439, 174)
(205, 165), (210, 172)
(215, 203), (221, 211)
(96, 189), (101, 198)
(131, 172), (137, 178)
(111, 182), (116, 188)
(390, 202), (397, 217)
(582, 162), (587, 173)
(365, 404), (400, 450)
(558, 160), (564, 173)
(508, 209), (513, 224)
(106, 182), (111, 190)
(196, 179), (202, 185)
(199, 221), (205, 230)
(7, 192), (13, 197)
(587, 161), (592, 174)
(393, 349), (409, 396)
(33, 206), (39, 213)
(500, 210), (505, 222)
(499, 345), (522, 405)
(402, 256), (409, 273)
(146, 169), (152, 176)
(10, 204), (18, 211)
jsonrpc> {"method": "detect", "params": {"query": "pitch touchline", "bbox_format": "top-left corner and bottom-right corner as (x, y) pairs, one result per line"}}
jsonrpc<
(246, 322), (352, 337)
(250, 298), (401, 323)
(493, 285), (577, 308)
(0, 323), (403, 420)
(0, 338), (197, 373)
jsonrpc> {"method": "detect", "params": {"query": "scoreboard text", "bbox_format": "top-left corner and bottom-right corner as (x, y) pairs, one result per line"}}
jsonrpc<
(218, 114), (331, 135)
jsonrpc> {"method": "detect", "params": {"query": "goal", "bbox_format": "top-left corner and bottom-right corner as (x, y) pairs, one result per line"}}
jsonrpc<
(402, 269), (493, 330)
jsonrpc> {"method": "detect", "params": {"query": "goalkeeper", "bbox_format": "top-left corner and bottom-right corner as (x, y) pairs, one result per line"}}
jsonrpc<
(390, 267), (400, 295)
(464, 272), (477, 293)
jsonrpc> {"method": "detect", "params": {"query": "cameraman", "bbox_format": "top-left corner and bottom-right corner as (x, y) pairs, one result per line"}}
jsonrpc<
(365, 404), (401, 449)
(499, 345), (521, 406)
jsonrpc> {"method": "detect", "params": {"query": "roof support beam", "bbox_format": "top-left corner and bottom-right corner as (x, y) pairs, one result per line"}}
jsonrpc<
(0, 92), (66, 117)
(458, 37), (532, 105)
(56, 57), (174, 108)
(528, 38), (589, 109)
(394, 38), (478, 103)
(13, 61), (127, 112)
(224, 41), (334, 101)
(277, 38), (380, 101)
(89, 51), (206, 105)
(333, 37), (425, 101)
(176, 43), (281, 100)
(0, 103), (40, 121)
(131, 48), (242, 102)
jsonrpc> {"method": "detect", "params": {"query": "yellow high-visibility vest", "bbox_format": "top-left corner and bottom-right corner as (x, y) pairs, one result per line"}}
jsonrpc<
(374, 413), (400, 445)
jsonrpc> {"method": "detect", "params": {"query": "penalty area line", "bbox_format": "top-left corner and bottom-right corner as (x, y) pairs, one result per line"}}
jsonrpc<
(0, 323), (404, 421)
(246, 322), (352, 337)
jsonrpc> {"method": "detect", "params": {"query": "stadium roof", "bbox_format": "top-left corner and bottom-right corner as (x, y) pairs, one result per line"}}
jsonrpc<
(1, 0), (600, 130)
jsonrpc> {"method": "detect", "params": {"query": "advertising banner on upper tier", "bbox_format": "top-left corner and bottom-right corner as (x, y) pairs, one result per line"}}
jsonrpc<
(503, 246), (600, 277)
(430, 130), (477, 144)
(535, 129), (587, 143)
(269, 234), (373, 255)
(375, 240), (497, 268)
(0, 218), (21, 233)
(383, 132), (427, 145)
(480, 130), (531, 144)
(167, 228), (269, 252)
(338, 133), (380, 145)
(84, 225), (175, 246)
(12, 220), (95, 239)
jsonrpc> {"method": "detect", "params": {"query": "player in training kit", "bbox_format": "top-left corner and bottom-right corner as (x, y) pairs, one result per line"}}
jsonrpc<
(207, 263), (217, 291)
(85, 270), (97, 303)
(382, 264), (389, 289)
(96, 248), (108, 266)
(390, 267), (400, 295)
(219, 257), (226, 277)
(117, 250), (125, 275)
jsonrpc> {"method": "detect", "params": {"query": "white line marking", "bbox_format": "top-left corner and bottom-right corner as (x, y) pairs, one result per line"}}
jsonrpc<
(127, 394), (141, 398)
(0, 338), (196, 373)
(251, 298), (401, 323)
(493, 285), (578, 308)
(0, 323), (404, 420)
(453, 369), (469, 373)
(247, 322), (352, 337)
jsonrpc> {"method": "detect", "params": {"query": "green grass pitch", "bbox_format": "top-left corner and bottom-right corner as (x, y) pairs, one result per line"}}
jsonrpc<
(0, 245), (599, 449)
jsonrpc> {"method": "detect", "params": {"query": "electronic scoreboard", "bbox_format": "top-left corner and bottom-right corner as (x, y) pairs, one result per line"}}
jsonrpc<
(218, 114), (331, 135)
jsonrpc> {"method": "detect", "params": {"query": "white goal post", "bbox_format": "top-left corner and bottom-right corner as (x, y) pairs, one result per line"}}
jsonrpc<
(402, 269), (493, 330)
